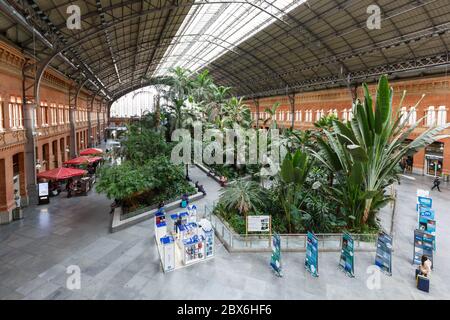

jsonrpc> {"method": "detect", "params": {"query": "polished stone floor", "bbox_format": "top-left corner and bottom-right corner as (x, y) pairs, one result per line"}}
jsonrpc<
(1, 166), (449, 300)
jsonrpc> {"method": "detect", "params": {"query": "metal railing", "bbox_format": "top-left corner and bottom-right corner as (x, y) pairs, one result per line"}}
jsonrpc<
(209, 213), (378, 252)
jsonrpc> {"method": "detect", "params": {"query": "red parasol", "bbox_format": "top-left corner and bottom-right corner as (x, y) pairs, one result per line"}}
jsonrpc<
(37, 167), (87, 180)
(80, 148), (103, 156)
(64, 156), (95, 165)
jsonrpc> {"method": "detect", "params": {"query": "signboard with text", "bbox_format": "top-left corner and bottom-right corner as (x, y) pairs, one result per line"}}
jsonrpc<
(247, 215), (271, 233)
(413, 229), (434, 266)
(417, 196), (432, 209)
(38, 182), (49, 205)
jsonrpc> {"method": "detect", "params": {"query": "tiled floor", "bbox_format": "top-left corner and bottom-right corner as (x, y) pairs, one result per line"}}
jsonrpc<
(1, 167), (449, 300)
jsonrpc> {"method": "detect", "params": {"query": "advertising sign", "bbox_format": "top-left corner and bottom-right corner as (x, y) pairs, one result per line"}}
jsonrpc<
(38, 182), (49, 196)
(270, 233), (282, 277)
(417, 196), (432, 209)
(419, 217), (436, 250)
(339, 233), (355, 277)
(375, 232), (393, 276)
(416, 189), (430, 198)
(419, 207), (435, 220)
(305, 231), (319, 277)
(413, 229), (434, 266)
(247, 215), (271, 233)
(38, 182), (50, 205)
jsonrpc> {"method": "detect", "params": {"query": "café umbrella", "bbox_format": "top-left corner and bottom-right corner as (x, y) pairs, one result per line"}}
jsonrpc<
(37, 167), (87, 180)
(80, 148), (103, 156)
(64, 156), (99, 165)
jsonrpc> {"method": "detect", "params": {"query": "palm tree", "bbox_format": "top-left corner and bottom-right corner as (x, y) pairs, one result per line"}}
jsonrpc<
(311, 75), (450, 226)
(263, 102), (280, 129)
(222, 97), (251, 128)
(205, 85), (231, 126)
(219, 180), (266, 217)
(279, 149), (311, 232)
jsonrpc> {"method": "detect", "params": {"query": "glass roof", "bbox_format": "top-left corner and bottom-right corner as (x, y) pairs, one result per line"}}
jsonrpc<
(154, 0), (306, 77)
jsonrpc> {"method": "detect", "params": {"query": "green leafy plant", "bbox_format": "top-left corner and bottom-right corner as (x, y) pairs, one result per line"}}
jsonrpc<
(311, 74), (450, 227)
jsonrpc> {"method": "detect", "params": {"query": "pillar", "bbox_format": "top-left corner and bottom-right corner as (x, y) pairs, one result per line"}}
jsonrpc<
(69, 106), (76, 158)
(18, 152), (28, 206)
(87, 109), (92, 148)
(442, 138), (450, 176)
(23, 101), (38, 205)
(413, 148), (425, 175)
(0, 156), (14, 224)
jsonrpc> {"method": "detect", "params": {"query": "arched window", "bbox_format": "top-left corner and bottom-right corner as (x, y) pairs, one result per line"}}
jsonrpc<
(348, 108), (353, 121)
(437, 106), (447, 126)
(342, 109), (348, 122)
(298, 110), (302, 122)
(426, 106), (436, 127)
(408, 107), (417, 126)
(333, 109), (338, 117)
(316, 110), (321, 121)
(400, 106), (407, 123)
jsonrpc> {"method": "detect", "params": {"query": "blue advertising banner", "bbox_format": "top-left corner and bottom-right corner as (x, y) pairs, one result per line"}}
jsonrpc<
(419, 206), (435, 220)
(339, 233), (355, 278)
(413, 229), (434, 266)
(418, 196), (432, 209)
(305, 231), (319, 277)
(270, 233), (282, 277)
(375, 232), (393, 276)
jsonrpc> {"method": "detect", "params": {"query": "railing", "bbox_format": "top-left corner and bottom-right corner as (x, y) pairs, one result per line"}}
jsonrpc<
(203, 191), (397, 253)
(209, 213), (378, 252)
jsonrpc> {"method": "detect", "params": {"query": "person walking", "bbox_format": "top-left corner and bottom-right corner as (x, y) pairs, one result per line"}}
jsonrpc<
(431, 176), (441, 192)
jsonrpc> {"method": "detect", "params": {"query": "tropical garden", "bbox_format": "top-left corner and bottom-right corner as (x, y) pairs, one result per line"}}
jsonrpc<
(97, 67), (448, 233)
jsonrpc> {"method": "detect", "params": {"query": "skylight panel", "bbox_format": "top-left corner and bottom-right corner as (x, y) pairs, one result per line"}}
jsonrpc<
(154, 0), (306, 77)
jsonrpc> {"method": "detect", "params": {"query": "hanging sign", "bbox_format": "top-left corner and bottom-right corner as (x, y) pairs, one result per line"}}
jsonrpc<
(375, 232), (393, 276)
(270, 233), (282, 277)
(305, 231), (319, 277)
(339, 233), (355, 277)
(413, 229), (434, 266)
(247, 215), (271, 233)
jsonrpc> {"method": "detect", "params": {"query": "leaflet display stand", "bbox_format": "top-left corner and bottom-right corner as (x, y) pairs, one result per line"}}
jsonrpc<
(154, 207), (214, 273)
(375, 232), (393, 276)
(200, 219), (214, 259)
(159, 236), (175, 272)
(413, 229), (434, 266)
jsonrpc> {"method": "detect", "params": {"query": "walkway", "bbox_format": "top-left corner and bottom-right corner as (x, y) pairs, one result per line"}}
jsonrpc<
(0, 170), (449, 299)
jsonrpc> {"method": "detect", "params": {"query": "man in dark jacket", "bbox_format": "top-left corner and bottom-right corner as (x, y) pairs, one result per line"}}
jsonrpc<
(431, 176), (441, 192)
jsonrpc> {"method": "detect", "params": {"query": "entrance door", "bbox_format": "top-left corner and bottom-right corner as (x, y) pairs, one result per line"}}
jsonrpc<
(426, 157), (443, 176)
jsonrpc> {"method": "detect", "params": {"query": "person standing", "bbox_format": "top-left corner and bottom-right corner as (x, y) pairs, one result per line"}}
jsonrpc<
(418, 255), (432, 277)
(431, 176), (441, 192)
(14, 189), (21, 209)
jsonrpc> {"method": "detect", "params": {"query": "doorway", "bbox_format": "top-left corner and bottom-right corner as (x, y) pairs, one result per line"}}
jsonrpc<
(425, 142), (444, 176)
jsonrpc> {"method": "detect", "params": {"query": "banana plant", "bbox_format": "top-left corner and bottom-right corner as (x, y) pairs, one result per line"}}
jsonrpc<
(263, 102), (281, 129)
(310, 74), (450, 227)
(279, 149), (311, 232)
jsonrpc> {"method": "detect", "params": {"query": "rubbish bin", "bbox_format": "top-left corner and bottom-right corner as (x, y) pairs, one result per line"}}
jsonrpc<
(12, 207), (23, 221)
